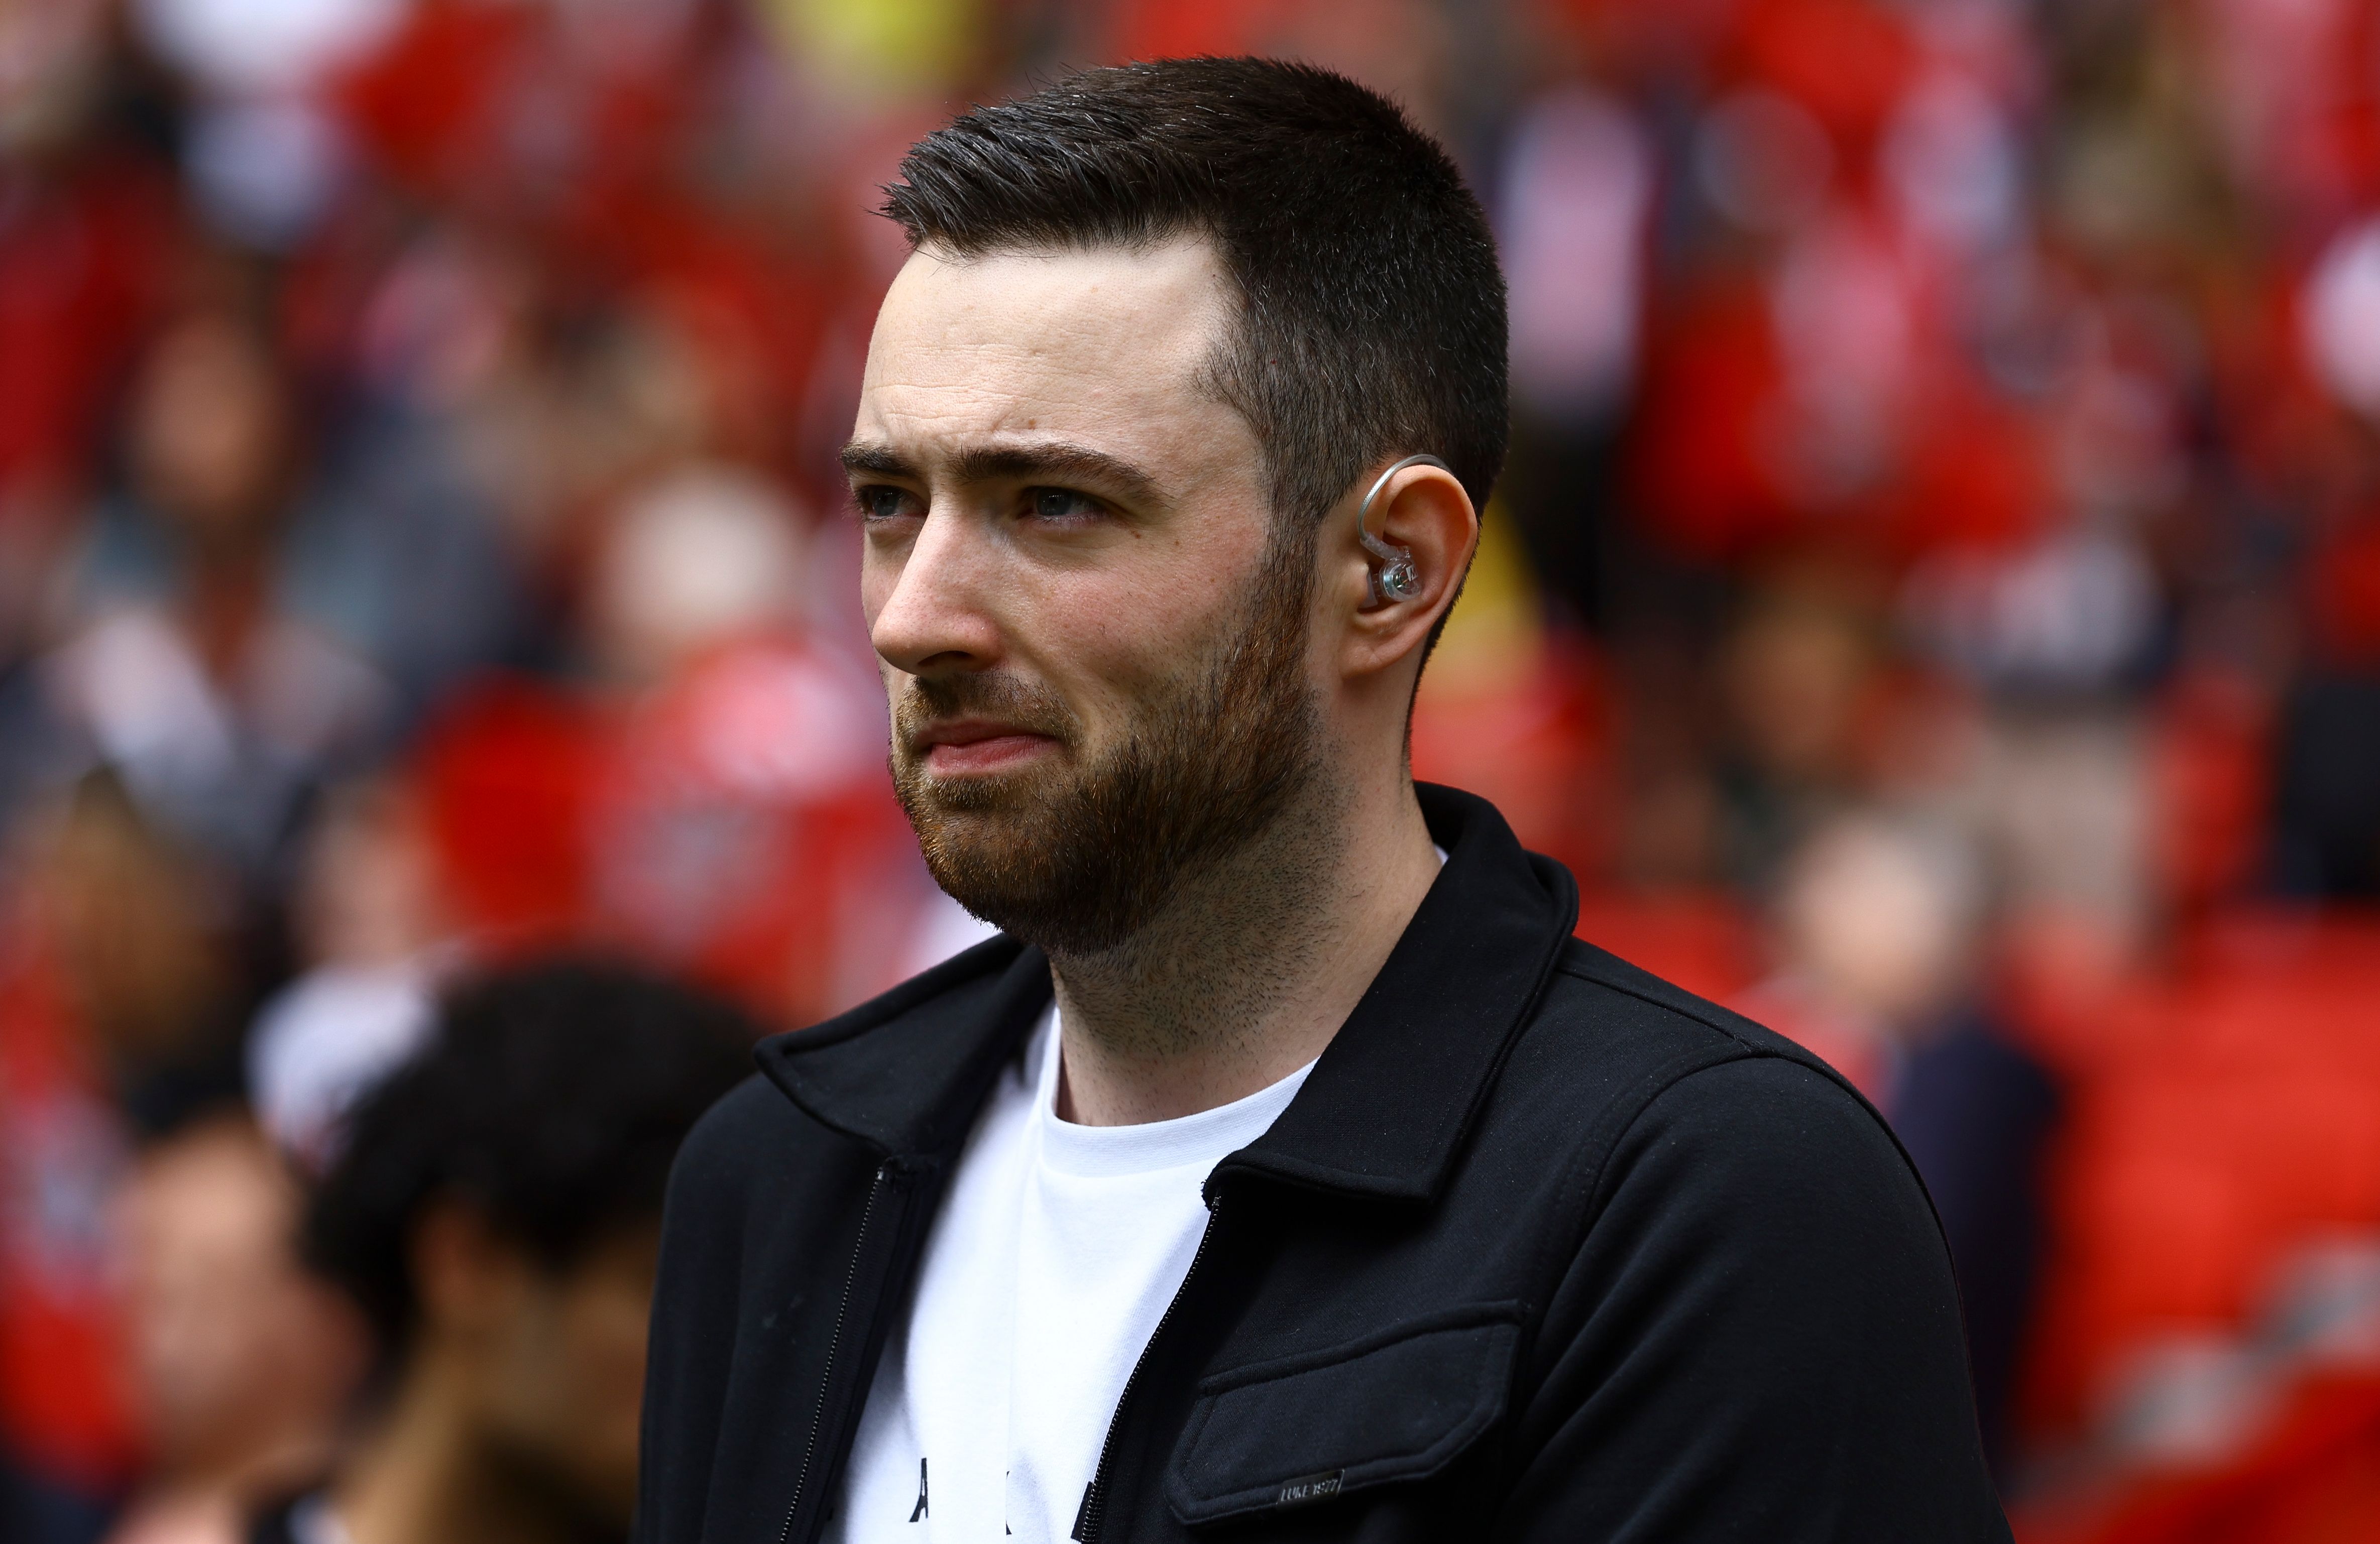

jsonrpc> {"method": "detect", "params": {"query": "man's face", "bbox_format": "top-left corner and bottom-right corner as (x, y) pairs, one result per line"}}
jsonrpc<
(850, 240), (1326, 953)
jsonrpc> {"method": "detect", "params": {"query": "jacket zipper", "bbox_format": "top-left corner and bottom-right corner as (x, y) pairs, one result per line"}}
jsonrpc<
(1072, 1192), (1225, 1543)
(781, 1161), (892, 1544)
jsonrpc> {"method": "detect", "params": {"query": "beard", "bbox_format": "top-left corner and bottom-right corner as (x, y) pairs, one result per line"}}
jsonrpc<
(888, 531), (1324, 957)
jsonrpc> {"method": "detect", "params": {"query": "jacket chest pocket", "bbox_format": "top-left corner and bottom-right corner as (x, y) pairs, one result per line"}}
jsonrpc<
(1164, 1303), (1524, 1528)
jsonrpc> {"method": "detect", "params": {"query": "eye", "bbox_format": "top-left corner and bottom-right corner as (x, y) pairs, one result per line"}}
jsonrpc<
(1026, 487), (1102, 523)
(854, 485), (921, 523)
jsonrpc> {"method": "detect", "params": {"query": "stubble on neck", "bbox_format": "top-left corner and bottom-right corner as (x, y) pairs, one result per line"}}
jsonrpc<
(1045, 755), (1354, 1118)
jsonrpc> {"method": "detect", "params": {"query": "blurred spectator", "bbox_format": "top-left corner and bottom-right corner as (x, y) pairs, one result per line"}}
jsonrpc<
(2270, 488), (2380, 899)
(1493, 81), (1651, 622)
(246, 777), (447, 1167)
(408, 459), (932, 1028)
(2271, 669), (2380, 898)
(40, 303), (389, 893)
(1742, 810), (1983, 1101)
(130, 0), (397, 251)
(578, 461), (924, 1012)
(101, 1116), (365, 1544)
(0, 802), (145, 1539)
(28, 773), (250, 1133)
(1741, 809), (2059, 1476)
(0, 0), (185, 617)
(3, 775), (303, 1544)
(1713, 568), (1886, 889)
(261, 961), (750, 1544)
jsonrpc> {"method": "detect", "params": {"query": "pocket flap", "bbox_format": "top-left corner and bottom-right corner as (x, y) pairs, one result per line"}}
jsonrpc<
(1165, 1304), (1523, 1526)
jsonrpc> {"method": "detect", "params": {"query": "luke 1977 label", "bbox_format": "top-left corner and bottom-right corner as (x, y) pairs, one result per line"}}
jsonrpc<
(1276, 1472), (1344, 1507)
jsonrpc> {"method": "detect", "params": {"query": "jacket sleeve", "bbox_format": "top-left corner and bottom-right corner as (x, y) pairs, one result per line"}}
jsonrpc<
(634, 1079), (763, 1544)
(1493, 1054), (2012, 1543)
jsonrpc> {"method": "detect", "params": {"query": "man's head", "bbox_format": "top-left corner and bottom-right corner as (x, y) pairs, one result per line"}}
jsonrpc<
(302, 962), (750, 1531)
(849, 59), (1507, 954)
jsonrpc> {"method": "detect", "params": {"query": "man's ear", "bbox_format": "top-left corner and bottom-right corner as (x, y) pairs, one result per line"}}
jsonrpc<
(410, 1200), (532, 1339)
(1331, 461), (1480, 681)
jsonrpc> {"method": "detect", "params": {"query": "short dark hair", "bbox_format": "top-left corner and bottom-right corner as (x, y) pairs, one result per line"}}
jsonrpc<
(883, 57), (1509, 544)
(301, 960), (751, 1356)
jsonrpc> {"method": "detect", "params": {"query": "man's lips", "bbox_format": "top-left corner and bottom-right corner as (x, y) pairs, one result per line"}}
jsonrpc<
(912, 720), (1062, 775)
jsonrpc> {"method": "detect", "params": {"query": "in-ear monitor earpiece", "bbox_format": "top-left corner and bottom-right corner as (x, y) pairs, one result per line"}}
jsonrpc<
(1357, 453), (1450, 607)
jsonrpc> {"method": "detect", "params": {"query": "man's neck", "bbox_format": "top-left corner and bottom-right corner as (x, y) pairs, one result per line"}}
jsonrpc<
(1048, 774), (1440, 1126)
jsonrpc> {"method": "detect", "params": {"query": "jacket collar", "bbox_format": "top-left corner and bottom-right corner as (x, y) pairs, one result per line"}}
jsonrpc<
(753, 784), (1578, 1205)
(1220, 784), (1578, 1204)
(753, 933), (1047, 1163)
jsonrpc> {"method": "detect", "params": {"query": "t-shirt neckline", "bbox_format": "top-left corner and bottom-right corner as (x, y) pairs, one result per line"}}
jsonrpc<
(1030, 1010), (1316, 1179)
(1027, 842), (1441, 1180)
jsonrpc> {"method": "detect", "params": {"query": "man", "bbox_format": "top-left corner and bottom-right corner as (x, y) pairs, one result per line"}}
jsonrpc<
(254, 961), (750, 1544)
(640, 58), (2011, 1543)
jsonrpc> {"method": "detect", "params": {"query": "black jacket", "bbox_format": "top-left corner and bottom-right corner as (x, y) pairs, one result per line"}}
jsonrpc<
(637, 786), (2012, 1542)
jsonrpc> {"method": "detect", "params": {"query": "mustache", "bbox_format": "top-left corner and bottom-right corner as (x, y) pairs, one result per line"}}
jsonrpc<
(892, 670), (1081, 754)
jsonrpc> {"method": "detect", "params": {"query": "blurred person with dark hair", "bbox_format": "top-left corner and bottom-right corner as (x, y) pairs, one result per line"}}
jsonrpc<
(642, 57), (2004, 1544)
(1712, 569), (1888, 890)
(26, 770), (252, 1136)
(249, 961), (749, 1544)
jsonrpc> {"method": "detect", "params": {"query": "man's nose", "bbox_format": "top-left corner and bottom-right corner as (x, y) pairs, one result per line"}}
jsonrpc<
(869, 504), (1003, 676)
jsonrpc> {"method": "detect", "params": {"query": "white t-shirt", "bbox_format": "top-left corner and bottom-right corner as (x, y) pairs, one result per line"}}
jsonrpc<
(827, 1008), (1315, 1543)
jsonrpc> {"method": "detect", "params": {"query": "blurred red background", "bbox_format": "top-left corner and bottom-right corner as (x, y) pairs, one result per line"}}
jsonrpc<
(3, 1), (2378, 1540)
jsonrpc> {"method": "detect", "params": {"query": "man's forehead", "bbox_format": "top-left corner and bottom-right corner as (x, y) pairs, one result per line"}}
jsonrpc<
(858, 238), (1233, 440)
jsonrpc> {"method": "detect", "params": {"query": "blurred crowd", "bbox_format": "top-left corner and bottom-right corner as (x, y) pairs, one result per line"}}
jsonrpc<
(1, 0), (2377, 1540)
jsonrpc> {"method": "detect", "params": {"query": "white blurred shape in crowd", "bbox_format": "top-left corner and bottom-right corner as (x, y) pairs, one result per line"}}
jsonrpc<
(2092, 1336), (2274, 1471)
(1500, 87), (1651, 423)
(2303, 214), (2380, 420)
(182, 98), (350, 250)
(1901, 527), (2159, 695)
(247, 964), (431, 1167)
(132, 0), (406, 97)
(247, 780), (445, 1165)
(1696, 88), (1834, 233)
(46, 608), (387, 874)
(595, 463), (809, 683)
(135, 0), (398, 247)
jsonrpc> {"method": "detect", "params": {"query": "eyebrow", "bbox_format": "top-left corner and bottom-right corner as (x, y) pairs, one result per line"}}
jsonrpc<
(840, 442), (916, 479)
(840, 439), (1165, 510)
